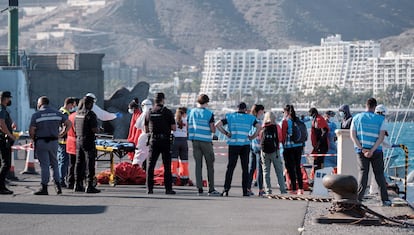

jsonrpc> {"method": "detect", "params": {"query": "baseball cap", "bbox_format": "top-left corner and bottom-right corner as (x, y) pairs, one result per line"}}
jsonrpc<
(0, 91), (12, 99)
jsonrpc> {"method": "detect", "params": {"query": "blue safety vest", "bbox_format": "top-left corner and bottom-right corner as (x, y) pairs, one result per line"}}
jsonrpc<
(352, 111), (384, 151)
(225, 112), (257, 146)
(188, 107), (213, 142)
(250, 120), (262, 152)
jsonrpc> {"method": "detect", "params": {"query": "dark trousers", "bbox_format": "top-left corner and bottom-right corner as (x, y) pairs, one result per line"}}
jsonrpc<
(311, 149), (325, 172)
(75, 145), (97, 184)
(356, 151), (389, 202)
(283, 146), (303, 190)
(224, 145), (250, 194)
(67, 153), (78, 186)
(147, 139), (172, 191)
(0, 138), (12, 188)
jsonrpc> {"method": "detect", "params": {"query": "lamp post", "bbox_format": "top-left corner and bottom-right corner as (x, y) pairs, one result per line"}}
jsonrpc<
(8, 0), (19, 66)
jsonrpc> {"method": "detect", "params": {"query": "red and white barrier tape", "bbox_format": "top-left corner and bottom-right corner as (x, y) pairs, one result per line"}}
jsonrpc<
(11, 143), (33, 151)
(302, 153), (337, 157)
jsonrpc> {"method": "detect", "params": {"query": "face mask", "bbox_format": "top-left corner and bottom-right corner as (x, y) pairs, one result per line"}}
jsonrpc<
(6, 100), (11, 106)
(128, 108), (134, 114)
(338, 111), (345, 118)
(258, 114), (264, 120)
(70, 107), (78, 113)
(329, 117), (335, 123)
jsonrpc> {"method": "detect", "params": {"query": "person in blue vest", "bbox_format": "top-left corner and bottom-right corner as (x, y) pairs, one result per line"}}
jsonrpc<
(187, 94), (220, 196)
(216, 102), (261, 196)
(350, 98), (391, 206)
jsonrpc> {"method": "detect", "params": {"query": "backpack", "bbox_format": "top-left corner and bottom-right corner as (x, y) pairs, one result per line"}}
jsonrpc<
(291, 119), (308, 143)
(261, 125), (279, 153)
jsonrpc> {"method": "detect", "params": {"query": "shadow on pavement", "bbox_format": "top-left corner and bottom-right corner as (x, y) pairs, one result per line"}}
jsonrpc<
(0, 202), (106, 214)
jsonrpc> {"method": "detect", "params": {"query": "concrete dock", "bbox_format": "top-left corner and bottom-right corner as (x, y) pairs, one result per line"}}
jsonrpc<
(0, 141), (413, 235)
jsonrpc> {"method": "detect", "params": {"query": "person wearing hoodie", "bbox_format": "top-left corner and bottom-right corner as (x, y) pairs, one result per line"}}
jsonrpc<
(127, 98), (142, 161)
(338, 104), (353, 129)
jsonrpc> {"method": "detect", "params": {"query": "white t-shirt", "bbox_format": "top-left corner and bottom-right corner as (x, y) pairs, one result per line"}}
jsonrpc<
(173, 117), (187, 138)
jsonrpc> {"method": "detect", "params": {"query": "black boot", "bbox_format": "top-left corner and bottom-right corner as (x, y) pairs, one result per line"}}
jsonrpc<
(67, 183), (74, 190)
(0, 186), (13, 195)
(55, 183), (62, 195)
(34, 184), (48, 195)
(85, 183), (101, 194)
(74, 182), (85, 192)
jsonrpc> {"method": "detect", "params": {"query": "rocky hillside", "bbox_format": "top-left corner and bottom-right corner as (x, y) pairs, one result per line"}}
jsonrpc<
(0, 0), (413, 70)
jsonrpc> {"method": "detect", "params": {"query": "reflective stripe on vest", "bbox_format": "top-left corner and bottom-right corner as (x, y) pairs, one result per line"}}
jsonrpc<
(353, 112), (384, 151)
(226, 112), (256, 146)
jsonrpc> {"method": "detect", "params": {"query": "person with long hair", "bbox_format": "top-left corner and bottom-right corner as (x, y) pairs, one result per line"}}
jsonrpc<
(281, 105), (304, 195)
(171, 107), (189, 185)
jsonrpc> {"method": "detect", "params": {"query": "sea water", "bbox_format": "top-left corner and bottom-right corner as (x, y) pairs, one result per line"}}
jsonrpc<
(384, 122), (414, 203)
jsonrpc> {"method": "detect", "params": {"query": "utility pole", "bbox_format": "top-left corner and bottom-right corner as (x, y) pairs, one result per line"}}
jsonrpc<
(8, 0), (19, 66)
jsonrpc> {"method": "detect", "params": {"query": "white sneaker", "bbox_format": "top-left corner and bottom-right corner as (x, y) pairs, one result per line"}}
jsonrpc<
(297, 189), (304, 195)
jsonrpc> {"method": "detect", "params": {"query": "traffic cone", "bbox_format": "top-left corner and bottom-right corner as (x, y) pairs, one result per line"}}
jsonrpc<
(6, 154), (19, 181)
(21, 149), (38, 174)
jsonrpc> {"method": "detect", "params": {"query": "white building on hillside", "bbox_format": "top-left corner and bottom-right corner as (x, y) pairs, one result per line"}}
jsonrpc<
(297, 34), (380, 94)
(367, 52), (414, 96)
(200, 48), (301, 99)
(200, 34), (381, 99)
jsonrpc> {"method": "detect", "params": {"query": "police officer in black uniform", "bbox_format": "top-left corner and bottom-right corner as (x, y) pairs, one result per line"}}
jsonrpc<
(145, 92), (176, 195)
(0, 91), (16, 194)
(74, 96), (100, 193)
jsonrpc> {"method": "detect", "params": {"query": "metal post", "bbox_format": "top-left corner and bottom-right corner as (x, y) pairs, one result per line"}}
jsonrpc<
(8, 0), (19, 66)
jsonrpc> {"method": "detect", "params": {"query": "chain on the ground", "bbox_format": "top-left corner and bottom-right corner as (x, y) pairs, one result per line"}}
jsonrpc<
(360, 204), (414, 228)
(268, 195), (414, 227)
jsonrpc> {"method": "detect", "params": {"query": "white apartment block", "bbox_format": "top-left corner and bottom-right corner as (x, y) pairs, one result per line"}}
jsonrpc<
(297, 34), (380, 94)
(179, 92), (197, 107)
(200, 34), (381, 98)
(200, 48), (300, 99)
(367, 52), (414, 96)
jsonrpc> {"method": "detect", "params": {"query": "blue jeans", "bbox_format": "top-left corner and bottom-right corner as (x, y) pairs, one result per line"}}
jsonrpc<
(248, 149), (263, 191)
(36, 140), (60, 185)
(58, 143), (69, 184)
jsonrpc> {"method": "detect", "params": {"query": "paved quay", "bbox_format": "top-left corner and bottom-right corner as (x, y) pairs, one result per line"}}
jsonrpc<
(0, 141), (413, 235)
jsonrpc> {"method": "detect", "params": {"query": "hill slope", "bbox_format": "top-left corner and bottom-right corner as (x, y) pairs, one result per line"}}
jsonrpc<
(0, 0), (413, 70)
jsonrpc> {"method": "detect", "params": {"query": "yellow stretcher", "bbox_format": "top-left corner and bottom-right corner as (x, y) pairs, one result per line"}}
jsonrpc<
(95, 139), (135, 186)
